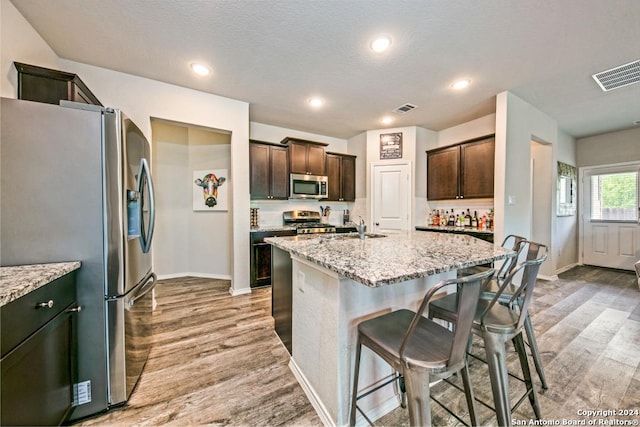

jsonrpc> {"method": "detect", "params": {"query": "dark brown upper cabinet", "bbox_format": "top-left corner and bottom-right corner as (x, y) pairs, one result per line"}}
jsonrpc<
(14, 62), (102, 106)
(427, 135), (495, 200)
(325, 152), (356, 201)
(282, 137), (328, 175)
(250, 141), (289, 200)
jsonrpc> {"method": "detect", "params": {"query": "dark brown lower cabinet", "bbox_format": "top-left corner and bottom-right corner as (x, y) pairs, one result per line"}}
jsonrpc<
(1, 306), (75, 426)
(0, 271), (78, 426)
(250, 229), (296, 288)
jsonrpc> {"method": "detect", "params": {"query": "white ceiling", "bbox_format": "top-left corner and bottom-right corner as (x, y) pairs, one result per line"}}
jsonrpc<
(10, 0), (640, 139)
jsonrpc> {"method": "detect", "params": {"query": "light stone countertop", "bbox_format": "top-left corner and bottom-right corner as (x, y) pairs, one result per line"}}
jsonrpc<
(0, 262), (81, 307)
(266, 231), (512, 287)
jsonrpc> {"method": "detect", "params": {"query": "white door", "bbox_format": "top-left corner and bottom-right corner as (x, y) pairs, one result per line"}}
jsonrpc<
(582, 163), (640, 270)
(372, 163), (411, 232)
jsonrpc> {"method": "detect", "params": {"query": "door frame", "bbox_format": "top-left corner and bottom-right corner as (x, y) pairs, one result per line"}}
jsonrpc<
(370, 161), (412, 233)
(578, 160), (640, 268)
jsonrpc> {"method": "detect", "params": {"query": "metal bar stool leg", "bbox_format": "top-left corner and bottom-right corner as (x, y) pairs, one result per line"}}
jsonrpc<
(460, 358), (478, 426)
(513, 332), (542, 419)
(483, 331), (512, 426)
(403, 368), (433, 427)
(523, 314), (548, 389)
(349, 338), (362, 426)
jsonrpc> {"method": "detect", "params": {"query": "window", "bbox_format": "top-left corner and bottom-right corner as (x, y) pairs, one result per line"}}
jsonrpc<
(590, 171), (638, 221)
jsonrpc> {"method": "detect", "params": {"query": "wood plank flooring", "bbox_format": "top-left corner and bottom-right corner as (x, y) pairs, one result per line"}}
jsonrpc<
(76, 266), (640, 426)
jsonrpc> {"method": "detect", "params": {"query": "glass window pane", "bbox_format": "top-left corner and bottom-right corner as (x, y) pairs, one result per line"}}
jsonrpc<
(590, 171), (638, 220)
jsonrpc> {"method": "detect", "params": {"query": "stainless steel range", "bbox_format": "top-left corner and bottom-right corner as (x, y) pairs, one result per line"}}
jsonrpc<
(283, 210), (336, 234)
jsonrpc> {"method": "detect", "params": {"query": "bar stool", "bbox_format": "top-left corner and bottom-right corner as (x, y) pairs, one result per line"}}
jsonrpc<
(428, 241), (548, 426)
(480, 240), (549, 389)
(349, 269), (495, 427)
(458, 234), (526, 279)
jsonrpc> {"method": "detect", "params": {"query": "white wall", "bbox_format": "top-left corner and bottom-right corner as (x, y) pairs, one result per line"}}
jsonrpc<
(554, 130), (578, 273)
(250, 121), (347, 152)
(438, 113), (496, 147)
(152, 121), (232, 279)
(576, 127), (640, 167)
(495, 91), (580, 277)
(0, 0), (60, 97)
(365, 126), (422, 228)
(1, 1), (251, 294)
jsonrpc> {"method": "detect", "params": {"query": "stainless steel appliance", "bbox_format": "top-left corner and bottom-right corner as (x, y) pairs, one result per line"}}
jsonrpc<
(283, 210), (335, 233)
(0, 97), (156, 420)
(289, 173), (328, 199)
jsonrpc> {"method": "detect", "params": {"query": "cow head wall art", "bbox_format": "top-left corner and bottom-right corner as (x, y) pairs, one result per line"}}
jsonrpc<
(194, 172), (226, 208)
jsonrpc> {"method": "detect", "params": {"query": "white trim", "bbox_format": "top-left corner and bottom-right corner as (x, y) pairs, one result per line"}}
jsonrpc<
(555, 262), (578, 275)
(155, 272), (232, 281)
(537, 273), (557, 281)
(229, 286), (252, 296)
(288, 357), (401, 427)
(289, 357), (335, 427)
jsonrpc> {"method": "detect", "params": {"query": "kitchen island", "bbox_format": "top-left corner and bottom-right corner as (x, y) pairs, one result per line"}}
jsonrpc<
(266, 231), (512, 426)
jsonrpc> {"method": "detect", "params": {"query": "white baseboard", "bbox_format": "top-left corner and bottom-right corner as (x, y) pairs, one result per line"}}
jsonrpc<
(229, 287), (252, 296)
(555, 262), (578, 275)
(289, 358), (336, 427)
(288, 358), (401, 427)
(155, 272), (232, 281)
(537, 273), (558, 281)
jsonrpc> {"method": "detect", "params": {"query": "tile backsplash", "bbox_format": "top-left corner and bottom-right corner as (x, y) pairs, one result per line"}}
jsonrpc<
(251, 200), (353, 227)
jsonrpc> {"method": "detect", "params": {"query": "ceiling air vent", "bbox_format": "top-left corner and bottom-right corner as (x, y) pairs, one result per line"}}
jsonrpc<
(392, 103), (417, 114)
(592, 59), (640, 91)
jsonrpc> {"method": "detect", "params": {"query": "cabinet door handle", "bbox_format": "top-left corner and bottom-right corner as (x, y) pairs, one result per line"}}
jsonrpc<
(37, 300), (54, 309)
(67, 305), (82, 313)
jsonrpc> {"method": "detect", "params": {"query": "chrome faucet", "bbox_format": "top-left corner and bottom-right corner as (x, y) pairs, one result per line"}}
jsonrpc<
(355, 216), (367, 239)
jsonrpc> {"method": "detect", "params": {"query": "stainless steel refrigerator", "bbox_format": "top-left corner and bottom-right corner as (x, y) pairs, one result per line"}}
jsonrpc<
(1, 97), (157, 420)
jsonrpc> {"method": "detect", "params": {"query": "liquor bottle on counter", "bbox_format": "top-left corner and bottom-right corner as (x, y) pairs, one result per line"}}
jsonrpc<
(471, 210), (479, 228)
(447, 210), (455, 226)
(440, 211), (447, 226)
(428, 210), (433, 226)
(434, 210), (440, 226)
(464, 209), (472, 227)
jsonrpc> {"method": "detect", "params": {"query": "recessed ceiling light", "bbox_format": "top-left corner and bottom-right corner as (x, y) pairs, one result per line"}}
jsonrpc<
(370, 35), (392, 53)
(308, 97), (324, 108)
(451, 79), (471, 90)
(190, 63), (211, 76)
(381, 116), (394, 125)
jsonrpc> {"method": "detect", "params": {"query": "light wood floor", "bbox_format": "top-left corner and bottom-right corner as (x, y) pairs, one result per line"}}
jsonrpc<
(76, 266), (639, 426)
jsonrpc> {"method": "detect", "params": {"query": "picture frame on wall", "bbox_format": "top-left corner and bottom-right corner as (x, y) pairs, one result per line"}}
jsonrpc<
(193, 169), (228, 211)
(380, 132), (402, 159)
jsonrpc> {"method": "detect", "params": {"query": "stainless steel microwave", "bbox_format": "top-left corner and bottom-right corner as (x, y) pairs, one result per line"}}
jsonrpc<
(290, 174), (328, 199)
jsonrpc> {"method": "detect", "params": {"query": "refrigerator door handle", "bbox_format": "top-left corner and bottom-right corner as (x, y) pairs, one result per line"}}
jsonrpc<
(137, 158), (155, 253)
(129, 272), (157, 305)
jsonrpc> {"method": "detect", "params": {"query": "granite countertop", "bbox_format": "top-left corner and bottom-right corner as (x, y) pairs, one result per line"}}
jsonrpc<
(0, 262), (81, 307)
(266, 231), (512, 287)
(415, 225), (494, 235)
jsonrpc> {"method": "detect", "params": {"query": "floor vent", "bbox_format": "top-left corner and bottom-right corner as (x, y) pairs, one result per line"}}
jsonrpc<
(392, 103), (417, 114)
(592, 59), (640, 91)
